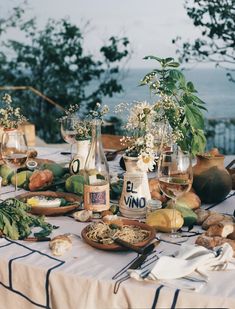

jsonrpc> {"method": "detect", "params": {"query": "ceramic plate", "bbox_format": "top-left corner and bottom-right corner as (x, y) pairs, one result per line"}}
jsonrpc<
(16, 191), (81, 216)
(81, 219), (156, 251)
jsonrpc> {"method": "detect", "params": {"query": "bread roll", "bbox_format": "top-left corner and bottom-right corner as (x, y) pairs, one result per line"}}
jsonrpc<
(196, 235), (235, 257)
(205, 221), (235, 238)
(195, 209), (211, 225)
(202, 213), (225, 230)
(195, 235), (222, 249)
(29, 169), (53, 191)
(49, 235), (72, 256)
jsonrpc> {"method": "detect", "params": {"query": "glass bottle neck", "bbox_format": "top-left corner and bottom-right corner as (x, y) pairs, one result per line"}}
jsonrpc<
(91, 119), (102, 142)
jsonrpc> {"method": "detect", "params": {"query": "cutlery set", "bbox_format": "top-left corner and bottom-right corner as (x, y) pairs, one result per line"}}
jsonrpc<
(112, 240), (161, 294)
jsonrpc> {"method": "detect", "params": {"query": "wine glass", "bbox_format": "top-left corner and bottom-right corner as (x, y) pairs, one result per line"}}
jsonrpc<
(158, 149), (193, 240)
(1, 131), (28, 195)
(60, 117), (77, 159)
(152, 121), (170, 163)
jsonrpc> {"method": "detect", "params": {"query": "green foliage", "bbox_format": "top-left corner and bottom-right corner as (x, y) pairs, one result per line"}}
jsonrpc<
(141, 56), (207, 155)
(0, 198), (55, 239)
(173, 0), (235, 81)
(0, 4), (130, 142)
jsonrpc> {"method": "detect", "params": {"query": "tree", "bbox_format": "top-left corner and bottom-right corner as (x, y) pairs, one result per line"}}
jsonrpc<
(173, 0), (235, 82)
(0, 3), (130, 142)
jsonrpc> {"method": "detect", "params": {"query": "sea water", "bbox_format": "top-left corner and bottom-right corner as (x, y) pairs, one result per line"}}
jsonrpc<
(102, 68), (235, 119)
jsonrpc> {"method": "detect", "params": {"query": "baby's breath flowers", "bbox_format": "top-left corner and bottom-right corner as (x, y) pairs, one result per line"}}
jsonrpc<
(89, 102), (109, 120)
(117, 101), (162, 172)
(59, 102), (109, 141)
(74, 120), (91, 141)
(59, 104), (80, 122)
(0, 94), (27, 129)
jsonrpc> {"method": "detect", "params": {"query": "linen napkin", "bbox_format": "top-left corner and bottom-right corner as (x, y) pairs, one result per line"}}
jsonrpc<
(129, 243), (235, 291)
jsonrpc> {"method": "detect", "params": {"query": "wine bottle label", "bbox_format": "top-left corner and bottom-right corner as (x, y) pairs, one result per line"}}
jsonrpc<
(84, 183), (110, 212)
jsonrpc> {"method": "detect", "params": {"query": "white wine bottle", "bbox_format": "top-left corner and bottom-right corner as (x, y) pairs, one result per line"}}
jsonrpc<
(84, 119), (110, 215)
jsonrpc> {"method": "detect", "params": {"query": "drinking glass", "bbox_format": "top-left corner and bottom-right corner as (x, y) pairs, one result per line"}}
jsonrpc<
(153, 122), (167, 161)
(1, 131), (28, 195)
(152, 122), (172, 174)
(60, 117), (77, 159)
(158, 149), (193, 240)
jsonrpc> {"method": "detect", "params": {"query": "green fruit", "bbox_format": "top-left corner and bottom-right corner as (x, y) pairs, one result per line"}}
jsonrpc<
(0, 165), (14, 181)
(11, 171), (33, 189)
(42, 163), (66, 178)
(65, 175), (85, 195)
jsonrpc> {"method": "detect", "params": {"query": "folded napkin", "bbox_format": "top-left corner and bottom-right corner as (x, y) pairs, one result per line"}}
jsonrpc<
(129, 243), (235, 291)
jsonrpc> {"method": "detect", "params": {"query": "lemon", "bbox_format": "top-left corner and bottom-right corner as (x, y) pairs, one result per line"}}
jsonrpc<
(27, 197), (40, 207)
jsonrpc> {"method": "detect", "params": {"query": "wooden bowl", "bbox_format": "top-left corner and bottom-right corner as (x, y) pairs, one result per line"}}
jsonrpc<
(81, 219), (156, 251)
(16, 191), (81, 216)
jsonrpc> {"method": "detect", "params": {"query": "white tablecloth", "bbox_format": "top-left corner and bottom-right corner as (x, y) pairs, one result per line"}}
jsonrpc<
(0, 148), (234, 309)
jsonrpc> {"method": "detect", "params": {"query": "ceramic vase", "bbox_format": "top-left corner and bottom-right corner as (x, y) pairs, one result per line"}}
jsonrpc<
(69, 139), (90, 174)
(119, 155), (151, 219)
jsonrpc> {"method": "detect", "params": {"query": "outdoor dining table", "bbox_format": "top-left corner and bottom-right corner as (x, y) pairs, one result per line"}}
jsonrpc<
(0, 147), (234, 309)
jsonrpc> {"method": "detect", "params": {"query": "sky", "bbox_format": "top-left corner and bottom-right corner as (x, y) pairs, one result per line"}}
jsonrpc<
(1, 0), (202, 68)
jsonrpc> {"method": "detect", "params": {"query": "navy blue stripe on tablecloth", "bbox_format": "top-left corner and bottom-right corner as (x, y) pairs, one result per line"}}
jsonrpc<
(151, 284), (164, 309)
(0, 281), (48, 309)
(0, 237), (65, 309)
(8, 251), (34, 288)
(45, 260), (65, 308)
(171, 288), (180, 309)
(0, 242), (13, 248)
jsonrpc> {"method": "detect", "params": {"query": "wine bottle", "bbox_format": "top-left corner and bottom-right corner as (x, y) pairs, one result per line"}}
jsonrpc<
(84, 119), (110, 215)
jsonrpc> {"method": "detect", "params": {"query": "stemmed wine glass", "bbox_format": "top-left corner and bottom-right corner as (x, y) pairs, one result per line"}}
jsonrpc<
(1, 131), (28, 195)
(60, 117), (77, 159)
(152, 122), (173, 174)
(158, 149), (193, 240)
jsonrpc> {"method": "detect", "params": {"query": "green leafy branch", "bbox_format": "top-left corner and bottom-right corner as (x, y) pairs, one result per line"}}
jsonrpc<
(0, 198), (56, 240)
(140, 56), (207, 155)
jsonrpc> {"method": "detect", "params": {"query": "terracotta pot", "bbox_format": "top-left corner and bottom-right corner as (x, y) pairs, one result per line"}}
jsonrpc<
(226, 159), (235, 190)
(193, 154), (232, 203)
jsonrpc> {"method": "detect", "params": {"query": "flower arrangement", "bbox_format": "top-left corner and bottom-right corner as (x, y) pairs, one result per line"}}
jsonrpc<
(74, 120), (91, 141)
(116, 56), (206, 171)
(0, 94), (27, 129)
(60, 102), (109, 141)
(117, 101), (163, 172)
(140, 56), (207, 156)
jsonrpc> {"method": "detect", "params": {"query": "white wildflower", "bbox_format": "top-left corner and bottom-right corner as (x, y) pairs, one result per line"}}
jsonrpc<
(137, 154), (155, 172)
